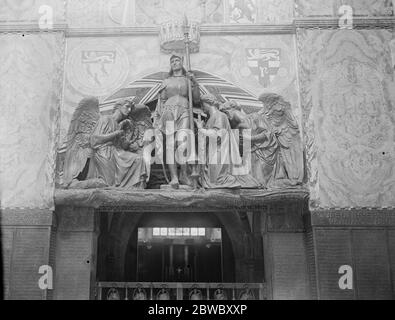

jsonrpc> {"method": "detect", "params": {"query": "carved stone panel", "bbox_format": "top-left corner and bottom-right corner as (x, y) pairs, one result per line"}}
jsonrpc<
(66, 0), (295, 27)
(135, 0), (225, 25)
(60, 34), (300, 159)
(66, 0), (225, 27)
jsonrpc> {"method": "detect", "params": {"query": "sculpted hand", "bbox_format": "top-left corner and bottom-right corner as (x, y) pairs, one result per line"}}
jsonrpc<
(194, 119), (204, 130)
(186, 71), (197, 84)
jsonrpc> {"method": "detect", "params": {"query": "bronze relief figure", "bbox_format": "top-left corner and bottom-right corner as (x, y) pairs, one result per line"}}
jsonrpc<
(62, 97), (148, 190)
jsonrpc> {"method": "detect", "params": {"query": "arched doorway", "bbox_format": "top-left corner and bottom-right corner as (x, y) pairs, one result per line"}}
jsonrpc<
(98, 211), (238, 283)
(124, 212), (236, 283)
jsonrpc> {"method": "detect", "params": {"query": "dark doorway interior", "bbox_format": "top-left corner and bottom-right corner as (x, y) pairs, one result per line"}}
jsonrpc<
(96, 212), (238, 283)
(136, 228), (223, 283)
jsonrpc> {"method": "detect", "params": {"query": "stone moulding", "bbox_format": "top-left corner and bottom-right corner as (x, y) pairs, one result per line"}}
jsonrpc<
(311, 208), (395, 227)
(0, 23), (295, 36)
(294, 17), (395, 29)
(1, 208), (55, 227)
(54, 188), (309, 212)
(0, 23), (68, 34)
(1, 17), (394, 36)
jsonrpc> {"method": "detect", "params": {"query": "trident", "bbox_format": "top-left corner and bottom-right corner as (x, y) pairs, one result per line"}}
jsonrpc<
(182, 15), (201, 190)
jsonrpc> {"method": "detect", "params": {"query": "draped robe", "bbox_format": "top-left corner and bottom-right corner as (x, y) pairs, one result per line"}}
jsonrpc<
(243, 108), (304, 188)
(199, 111), (260, 189)
(87, 116), (147, 189)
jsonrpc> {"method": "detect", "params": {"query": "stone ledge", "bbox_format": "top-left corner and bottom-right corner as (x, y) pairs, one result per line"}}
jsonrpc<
(0, 23), (67, 33)
(0, 208), (54, 227)
(295, 17), (395, 29)
(55, 187), (309, 212)
(1, 17), (394, 35)
(0, 23), (295, 36)
(311, 209), (395, 227)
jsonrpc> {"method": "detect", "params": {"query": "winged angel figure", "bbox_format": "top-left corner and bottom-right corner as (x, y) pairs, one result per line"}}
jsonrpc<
(62, 97), (149, 190)
(220, 93), (304, 188)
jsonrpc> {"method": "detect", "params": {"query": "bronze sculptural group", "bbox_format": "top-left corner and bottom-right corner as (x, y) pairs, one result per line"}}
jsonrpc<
(221, 93), (304, 188)
(196, 94), (260, 189)
(62, 55), (304, 191)
(62, 98), (149, 190)
(153, 53), (201, 189)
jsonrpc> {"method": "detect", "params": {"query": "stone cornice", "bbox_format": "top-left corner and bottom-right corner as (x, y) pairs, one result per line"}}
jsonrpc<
(1, 208), (55, 227)
(0, 22), (295, 36)
(0, 17), (394, 36)
(65, 24), (296, 37)
(310, 208), (395, 227)
(295, 16), (395, 29)
(0, 22), (67, 34)
(55, 188), (309, 213)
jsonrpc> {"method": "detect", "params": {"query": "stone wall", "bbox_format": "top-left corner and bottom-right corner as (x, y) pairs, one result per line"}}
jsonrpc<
(65, 0), (294, 27)
(0, 0), (66, 300)
(1, 209), (55, 300)
(310, 210), (395, 299)
(1, 0), (395, 300)
(295, 0), (395, 300)
(54, 206), (98, 300)
(60, 33), (300, 147)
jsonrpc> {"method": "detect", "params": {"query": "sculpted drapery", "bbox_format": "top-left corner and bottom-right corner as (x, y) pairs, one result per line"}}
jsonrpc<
(262, 94), (304, 187)
(63, 97), (147, 190)
(154, 75), (200, 133)
(153, 53), (201, 189)
(62, 94), (303, 190)
(196, 94), (261, 189)
(88, 114), (148, 189)
(222, 94), (304, 188)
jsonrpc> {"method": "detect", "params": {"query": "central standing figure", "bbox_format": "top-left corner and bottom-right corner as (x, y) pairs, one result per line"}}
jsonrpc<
(153, 53), (200, 189)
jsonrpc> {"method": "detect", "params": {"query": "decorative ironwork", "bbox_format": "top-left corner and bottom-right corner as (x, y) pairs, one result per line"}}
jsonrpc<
(189, 285), (203, 301)
(239, 285), (255, 300)
(157, 285), (171, 300)
(107, 288), (121, 300)
(132, 284), (147, 300)
(97, 282), (267, 301)
(214, 285), (228, 300)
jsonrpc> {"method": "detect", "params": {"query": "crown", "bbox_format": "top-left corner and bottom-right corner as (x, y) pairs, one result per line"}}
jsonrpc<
(159, 20), (200, 54)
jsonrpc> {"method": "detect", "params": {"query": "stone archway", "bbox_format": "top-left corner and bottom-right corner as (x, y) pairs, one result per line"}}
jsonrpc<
(97, 209), (259, 284)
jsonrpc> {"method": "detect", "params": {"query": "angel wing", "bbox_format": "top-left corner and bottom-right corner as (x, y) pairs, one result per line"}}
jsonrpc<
(63, 97), (100, 186)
